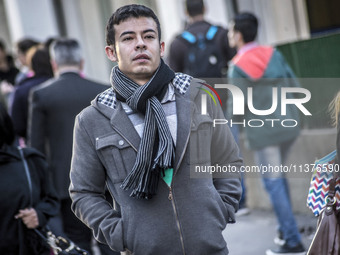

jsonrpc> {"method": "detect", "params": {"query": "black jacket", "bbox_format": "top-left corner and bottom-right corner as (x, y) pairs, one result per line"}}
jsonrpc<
(0, 145), (59, 254)
(28, 72), (108, 199)
(11, 75), (52, 138)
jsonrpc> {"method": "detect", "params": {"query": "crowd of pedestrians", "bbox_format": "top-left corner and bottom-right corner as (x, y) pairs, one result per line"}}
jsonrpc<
(0, 36), (118, 254)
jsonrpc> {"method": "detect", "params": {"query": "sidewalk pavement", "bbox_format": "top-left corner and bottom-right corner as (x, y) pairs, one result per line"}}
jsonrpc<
(223, 209), (317, 255)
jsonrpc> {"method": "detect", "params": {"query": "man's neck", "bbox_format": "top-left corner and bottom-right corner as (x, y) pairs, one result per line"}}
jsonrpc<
(236, 41), (246, 51)
(188, 14), (205, 24)
(56, 66), (81, 77)
(237, 41), (258, 54)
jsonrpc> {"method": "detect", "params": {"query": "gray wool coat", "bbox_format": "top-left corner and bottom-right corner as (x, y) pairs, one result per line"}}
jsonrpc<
(69, 78), (242, 255)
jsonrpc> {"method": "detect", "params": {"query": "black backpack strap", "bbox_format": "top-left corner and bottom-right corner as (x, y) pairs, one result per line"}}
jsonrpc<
(205, 25), (219, 40)
(180, 25), (219, 43)
(180, 30), (196, 44)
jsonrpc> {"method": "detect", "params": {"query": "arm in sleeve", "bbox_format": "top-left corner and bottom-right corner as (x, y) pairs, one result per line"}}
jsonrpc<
(69, 114), (125, 252)
(10, 88), (27, 137)
(208, 91), (243, 223)
(30, 155), (60, 227)
(168, 38), (186, 73)
(27, 89), (46, 154)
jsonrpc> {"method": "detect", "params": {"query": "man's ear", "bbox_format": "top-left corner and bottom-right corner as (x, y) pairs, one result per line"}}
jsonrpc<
(50, 60), (58, 76)
(160, 42), (165, 58)
(79, 59), (84, 71)
(105, 45), (118, 62)
(235, 31), (244, 45)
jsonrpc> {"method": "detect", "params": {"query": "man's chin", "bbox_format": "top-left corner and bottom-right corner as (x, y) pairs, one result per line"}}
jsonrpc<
(134, 66), (155, 76)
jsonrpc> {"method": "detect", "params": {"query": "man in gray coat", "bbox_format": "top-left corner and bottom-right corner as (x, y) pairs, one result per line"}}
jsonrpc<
(27, 39), (110, 253)
(70, 4), (242, 255)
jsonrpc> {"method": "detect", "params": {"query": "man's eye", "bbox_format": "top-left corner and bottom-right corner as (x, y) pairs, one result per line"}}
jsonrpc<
(123, 37), (132, 41)
(145, 35), (155, 39)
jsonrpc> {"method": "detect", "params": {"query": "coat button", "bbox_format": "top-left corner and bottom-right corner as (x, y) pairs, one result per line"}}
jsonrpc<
(118, 140), (124, 146)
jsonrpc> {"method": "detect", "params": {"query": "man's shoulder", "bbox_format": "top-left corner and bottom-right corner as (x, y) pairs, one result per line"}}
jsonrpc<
(78, 76), (108, 88)
(172, 73), (200, 95)
(33, 74), (107, 95)
(172, 73), (208, 102)
(178, 21), (226, 38)
(60, 73), (107, 87)
(76, 100), (103, 123)
(31, 77), (57, 95)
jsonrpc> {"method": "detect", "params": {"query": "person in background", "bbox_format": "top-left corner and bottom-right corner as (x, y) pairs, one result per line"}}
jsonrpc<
(15, 38), (40, 85)
(0, 103), (59, 255)
(0, 39), (19, 108)
(0, 39), (19, 85)
(11, 47), (54, 140)
(69, 4), (242, 254)
(227, 12), (305, 255)
(168, 0), (235, 78)
(27, 38), (110, 254)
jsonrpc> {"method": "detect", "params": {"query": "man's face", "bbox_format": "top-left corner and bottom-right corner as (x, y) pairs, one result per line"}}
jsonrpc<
(0, 48), (6, 61)
(227, 22), (237, 48)
(16, 50), (27, 66)
(105, 17), (164, 85)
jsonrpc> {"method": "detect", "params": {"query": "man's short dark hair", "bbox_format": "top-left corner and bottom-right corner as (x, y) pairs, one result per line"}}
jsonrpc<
(0, 103), (15, 148)
(233, 12), (258, 43)
(186, 0), (204, 17)
(16, 38), (40, 54)
(106, 4), (161, 46)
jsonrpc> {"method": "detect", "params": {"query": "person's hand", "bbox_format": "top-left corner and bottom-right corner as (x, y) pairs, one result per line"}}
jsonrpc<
(0, 80), (14, 95)
(15, 208), (39, 229)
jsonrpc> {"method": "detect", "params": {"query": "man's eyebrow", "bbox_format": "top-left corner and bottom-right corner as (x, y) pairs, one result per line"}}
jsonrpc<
(119, 29), (156, 38)
(120, 31), (135, 38)
(143, 29), (157, 34)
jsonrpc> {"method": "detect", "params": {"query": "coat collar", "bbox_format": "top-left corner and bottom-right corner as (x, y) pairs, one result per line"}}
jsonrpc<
(92, 77), (204, 169)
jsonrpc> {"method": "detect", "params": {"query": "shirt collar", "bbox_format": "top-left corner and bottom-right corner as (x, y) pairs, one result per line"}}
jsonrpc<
(238, 41), (258, 55)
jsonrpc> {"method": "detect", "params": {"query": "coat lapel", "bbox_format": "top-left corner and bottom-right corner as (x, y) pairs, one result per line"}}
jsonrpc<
(174, 90), (194, 171)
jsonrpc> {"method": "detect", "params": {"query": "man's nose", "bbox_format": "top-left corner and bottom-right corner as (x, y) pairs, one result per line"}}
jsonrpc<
(135, 36), (146, 50)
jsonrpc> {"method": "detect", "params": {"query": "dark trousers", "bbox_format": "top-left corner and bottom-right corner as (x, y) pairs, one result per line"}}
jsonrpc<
(61, 198), (92, 252)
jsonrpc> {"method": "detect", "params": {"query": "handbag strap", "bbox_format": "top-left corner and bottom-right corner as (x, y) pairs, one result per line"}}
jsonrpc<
(325, 177), (337, 209)
(328, 178), (336, 199)
(17, 147), (53, 244)
(18, 146), (33, 207)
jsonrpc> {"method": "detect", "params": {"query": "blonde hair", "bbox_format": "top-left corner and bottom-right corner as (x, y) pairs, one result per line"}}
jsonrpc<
(26, 45), (41, 71)
(329, 91), (340, 127)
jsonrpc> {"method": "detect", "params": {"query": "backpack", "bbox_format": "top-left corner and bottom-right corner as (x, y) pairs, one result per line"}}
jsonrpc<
(179, 25), (223, 78)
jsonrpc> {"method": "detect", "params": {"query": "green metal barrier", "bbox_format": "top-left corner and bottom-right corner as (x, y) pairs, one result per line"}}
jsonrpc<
(277, 33), (340, 129)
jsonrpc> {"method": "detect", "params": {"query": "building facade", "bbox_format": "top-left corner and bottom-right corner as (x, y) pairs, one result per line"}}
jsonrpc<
(0, 0), (338, 83)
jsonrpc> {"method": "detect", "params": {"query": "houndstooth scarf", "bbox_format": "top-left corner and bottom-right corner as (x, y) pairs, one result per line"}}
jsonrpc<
(111, 59), (175, 199)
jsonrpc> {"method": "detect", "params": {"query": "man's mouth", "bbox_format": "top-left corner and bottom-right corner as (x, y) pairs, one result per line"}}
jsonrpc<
(133, 54), (150, 61)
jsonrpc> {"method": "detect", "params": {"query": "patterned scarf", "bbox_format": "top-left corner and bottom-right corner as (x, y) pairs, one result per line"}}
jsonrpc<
(111, 59), (175, 199)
